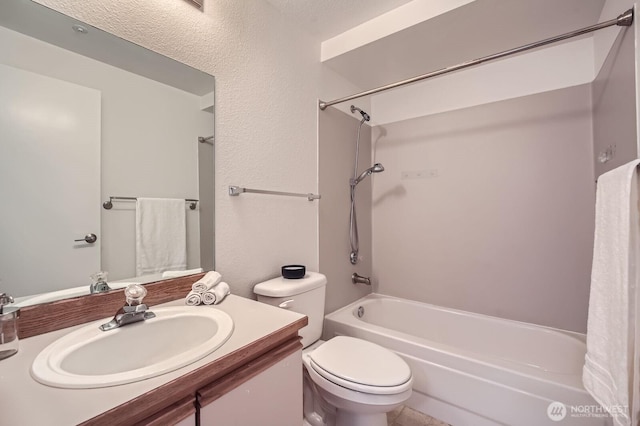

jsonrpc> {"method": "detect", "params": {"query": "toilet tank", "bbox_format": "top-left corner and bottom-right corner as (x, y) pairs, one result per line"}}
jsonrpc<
(253, 272), (326, 348)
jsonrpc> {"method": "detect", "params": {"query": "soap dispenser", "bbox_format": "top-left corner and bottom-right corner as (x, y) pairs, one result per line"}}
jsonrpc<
(0, 293), (19, 360)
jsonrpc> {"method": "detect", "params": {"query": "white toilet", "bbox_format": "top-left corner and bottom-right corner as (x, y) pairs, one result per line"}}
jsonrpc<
(254, 272), (412, 426)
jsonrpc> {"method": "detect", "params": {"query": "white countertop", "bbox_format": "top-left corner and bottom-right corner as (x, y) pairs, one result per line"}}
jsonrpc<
(0, 295), (304, 425)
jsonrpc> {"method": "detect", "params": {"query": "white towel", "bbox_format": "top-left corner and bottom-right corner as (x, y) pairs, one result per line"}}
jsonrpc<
(162, 268), (204, 279)
(185, 290), (202, 306)
(192, 271), (222, 292)
(210, 282), (230, 305)
(135, 198), (187, 277)
(583, 159), (640, 426)
(202, 291), (216, 305)
(187, 282), (230, 306)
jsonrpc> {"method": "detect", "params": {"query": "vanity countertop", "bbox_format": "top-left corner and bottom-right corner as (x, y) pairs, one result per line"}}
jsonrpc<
(0, 295), (306, 425)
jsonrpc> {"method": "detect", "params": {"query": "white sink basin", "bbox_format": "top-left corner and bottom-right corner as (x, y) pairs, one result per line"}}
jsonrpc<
(31, 306), (234, 389)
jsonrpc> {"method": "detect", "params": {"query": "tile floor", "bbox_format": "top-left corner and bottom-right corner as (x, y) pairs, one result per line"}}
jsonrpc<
(387, 405), (451, 426)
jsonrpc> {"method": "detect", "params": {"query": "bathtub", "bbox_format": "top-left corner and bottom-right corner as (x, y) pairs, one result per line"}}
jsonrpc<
(323, 294), (609, 426)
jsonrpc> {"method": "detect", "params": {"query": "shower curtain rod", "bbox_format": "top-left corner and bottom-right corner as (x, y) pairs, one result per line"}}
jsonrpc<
(318, 8), (634, 110)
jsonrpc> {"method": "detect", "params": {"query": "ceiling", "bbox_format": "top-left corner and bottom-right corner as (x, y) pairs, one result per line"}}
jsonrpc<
(322, 0), (607, 91)
(265, 0), (414, 40)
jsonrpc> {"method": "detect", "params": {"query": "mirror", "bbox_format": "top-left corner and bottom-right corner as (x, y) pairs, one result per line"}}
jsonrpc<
(0, 0), (215, 306)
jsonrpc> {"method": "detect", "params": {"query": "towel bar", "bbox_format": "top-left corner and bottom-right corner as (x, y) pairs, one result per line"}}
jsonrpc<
(228, 186), (320, 201)
(103, 196), (198, 210)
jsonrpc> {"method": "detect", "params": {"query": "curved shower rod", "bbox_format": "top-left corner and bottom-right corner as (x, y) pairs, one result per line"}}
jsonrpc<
(318, 9), (634, 110)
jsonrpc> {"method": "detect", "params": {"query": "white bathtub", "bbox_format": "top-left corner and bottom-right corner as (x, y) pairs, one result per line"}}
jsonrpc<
(323, 294), (610, 426)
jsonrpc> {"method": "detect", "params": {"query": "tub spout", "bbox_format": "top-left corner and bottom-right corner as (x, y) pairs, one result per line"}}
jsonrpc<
(352, 273), (371, 286)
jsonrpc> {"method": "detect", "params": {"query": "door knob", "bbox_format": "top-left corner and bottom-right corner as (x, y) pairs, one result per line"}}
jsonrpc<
(75, 233), (97, 244)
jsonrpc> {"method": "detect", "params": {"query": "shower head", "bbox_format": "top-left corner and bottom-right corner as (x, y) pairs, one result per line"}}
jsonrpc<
(352, 163), (384, 186)
(350, 105), (370, 122)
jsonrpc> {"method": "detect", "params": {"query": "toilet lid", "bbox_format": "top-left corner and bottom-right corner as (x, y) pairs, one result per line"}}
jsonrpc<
(308, 336), (412, 391)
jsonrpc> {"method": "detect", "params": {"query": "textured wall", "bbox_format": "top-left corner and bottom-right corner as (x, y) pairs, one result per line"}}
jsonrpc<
(35, 0), (323, 297)
(373, 85), (596, 332)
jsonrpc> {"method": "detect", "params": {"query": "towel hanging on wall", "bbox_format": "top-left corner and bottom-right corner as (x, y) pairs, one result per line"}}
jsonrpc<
(135, 198), (187, 276)
(583, 159), (640, 426)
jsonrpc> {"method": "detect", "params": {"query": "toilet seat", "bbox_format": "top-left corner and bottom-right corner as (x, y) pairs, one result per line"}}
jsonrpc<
(308, 336), (412, 395)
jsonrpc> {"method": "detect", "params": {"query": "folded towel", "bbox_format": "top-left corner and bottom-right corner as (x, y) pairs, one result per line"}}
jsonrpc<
(185, 290), (202, 306)
(583, 159), (640, 426)
(136, 198), (187, 277)
(192, 271), (222, 293)
(162, 268), (204, 279)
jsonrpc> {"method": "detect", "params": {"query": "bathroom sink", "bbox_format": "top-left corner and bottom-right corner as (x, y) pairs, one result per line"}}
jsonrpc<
(31, 306), (234, 389)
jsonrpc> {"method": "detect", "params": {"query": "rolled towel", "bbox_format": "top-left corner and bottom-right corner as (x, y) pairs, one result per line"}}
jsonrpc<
(212, 282), (230, 305)
(192, 271), (222, 293)
(202, 291), (216, 305)
(202, 282), (231, 306)
(185, 290), (202, 306)
(162, 268), (204, 279)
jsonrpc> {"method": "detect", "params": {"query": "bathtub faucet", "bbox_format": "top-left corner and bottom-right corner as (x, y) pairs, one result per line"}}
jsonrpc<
(352, 273), (371, 286)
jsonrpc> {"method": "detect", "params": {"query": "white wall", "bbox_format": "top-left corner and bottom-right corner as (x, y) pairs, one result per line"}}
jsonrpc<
(321, 0), (474, 62)
(593, 0), (634, 75)
(592, 22), (638, 178)
(371, 38), (595, 125)
(372, 85), (596, 332)
(594, 0), (640, 155)
(0, 25), (212, 280)
(34, 0), (323, 297)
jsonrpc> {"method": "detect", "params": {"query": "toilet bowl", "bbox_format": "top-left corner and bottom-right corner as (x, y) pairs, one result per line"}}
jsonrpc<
(303, 337), (412, 426)
(254, 272), (413, 426)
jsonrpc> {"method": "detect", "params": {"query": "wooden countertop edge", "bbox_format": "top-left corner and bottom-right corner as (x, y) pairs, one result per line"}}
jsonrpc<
(132, 395), (196, 426)
(80, 316), (308, 425)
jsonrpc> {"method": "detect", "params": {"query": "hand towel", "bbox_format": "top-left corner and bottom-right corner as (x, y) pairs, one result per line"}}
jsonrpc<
(136, 198), (187, 277)
(192, 271), (222, 293)
(185, 290), (202, 306)
(583, 159), (640, 426)
(202, 282), (230, 306)
(161, 268), (204, 279)
(202, 291), (216, 305)
(212, 282), (230, 305)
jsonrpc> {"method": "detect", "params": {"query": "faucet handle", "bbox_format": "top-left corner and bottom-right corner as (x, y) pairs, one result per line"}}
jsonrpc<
(124, 284), (147, 306)
(0, 293), (14, 314)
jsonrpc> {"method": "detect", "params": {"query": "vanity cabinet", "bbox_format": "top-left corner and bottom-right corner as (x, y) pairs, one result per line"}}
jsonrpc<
(2, 291), (307, 426)
(198, 344), (302, 426)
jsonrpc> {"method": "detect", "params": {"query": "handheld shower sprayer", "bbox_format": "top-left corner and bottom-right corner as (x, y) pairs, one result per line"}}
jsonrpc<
(351, 163), (385, 186)
(349, 105), (381, 265)
(350, 105), (370, 122)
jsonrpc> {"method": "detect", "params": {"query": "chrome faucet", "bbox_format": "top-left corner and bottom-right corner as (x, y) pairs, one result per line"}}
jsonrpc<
(352, 273), (371, 286)
(89, 271), (112, 294)
(99, 284), (155, 331)
(0, 293), (14, 312)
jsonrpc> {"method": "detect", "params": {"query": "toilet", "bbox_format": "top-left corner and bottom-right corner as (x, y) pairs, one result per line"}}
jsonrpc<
(254, 272), (412, 426)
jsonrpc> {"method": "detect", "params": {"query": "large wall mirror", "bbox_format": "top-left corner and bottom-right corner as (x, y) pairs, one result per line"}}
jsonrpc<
(0, 0), (215, 306)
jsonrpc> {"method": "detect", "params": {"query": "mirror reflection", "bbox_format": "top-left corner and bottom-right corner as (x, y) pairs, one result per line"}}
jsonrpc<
(0, 0), (215, 305)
